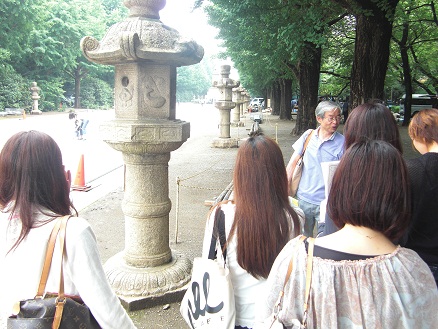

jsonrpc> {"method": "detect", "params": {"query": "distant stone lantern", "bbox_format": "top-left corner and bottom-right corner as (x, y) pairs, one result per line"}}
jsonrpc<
(80, 0), (204, 309)
(30, 82), (41, 114)
(212, 65), (240, 148)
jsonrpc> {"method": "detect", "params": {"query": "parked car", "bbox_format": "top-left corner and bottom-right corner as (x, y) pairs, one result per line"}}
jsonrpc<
(250, 97), (264, 107)
(399, 94), (437, 117)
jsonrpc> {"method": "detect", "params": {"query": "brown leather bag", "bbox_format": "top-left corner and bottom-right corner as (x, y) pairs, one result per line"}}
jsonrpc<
(289, 130), (314, 197)
(8, 215), (100, 329)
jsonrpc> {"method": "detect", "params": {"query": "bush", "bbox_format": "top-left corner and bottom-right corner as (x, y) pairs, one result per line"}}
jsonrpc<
(0, 64), (31, 110)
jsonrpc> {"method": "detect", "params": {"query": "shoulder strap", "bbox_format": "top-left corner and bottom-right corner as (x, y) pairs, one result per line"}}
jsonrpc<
(302, 237), (315, 327)
(53, 215), (71, 329)
(271, 235), (306, 319)
(207, 206), (227, 262)
(36, 215), (69, 298)
(217, 209), (227, 262)
(281, 235), (306, 289)
(301, 130), (314, 156)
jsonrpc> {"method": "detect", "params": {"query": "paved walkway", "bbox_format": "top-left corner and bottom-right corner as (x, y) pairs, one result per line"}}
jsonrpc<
(79, 108), (418, 328)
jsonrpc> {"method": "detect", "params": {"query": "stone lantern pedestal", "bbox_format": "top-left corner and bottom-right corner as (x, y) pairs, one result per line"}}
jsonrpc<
(80, 0), (203, 310)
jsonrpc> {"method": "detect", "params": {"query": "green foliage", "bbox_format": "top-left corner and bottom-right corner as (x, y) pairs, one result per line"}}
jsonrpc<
(177, 57), (214, 102)
(37, 78), (66, 111)
(391, 0), (438, 96)
(80, 76), (113, 109)
(0, 64), (30, 110)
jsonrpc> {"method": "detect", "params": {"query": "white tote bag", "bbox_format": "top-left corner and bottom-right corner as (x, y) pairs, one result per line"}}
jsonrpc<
(180, 257), (235, 329)
(180, 207), (236, 329)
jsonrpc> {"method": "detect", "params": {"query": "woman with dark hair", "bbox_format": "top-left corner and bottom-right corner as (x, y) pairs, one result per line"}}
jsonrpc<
(343, 101), (403, 152)
(202, 134), (301, 329)
(258, 140), (437, 328)
(403, 108), (438, 285)
(319, 101), (403, 235)
(0, 131), (136, 328)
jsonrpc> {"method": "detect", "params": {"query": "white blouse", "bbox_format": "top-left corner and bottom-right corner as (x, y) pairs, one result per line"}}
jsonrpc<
(0, 212), (136, 328)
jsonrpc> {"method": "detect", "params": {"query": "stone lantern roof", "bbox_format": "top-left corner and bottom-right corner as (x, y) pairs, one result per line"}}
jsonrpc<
(80, 0), (204, 66)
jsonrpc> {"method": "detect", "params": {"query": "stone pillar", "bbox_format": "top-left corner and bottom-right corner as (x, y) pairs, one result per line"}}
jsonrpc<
(244, 92), (251, 113)
(231, 87), (241, 126)
(80, 0), (204, 310)
(239, 87), (246, 117)
(212, 65), (240, 148)
(30, 82), (40, 114)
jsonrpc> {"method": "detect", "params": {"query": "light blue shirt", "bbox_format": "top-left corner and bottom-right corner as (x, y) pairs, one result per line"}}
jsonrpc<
(292, 127), (344, 204)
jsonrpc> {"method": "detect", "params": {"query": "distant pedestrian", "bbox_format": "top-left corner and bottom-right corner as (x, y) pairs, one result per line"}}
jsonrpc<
(403, 108), (438, 286)
(342, 96), (349, 123)
(69, 111), (89, 140)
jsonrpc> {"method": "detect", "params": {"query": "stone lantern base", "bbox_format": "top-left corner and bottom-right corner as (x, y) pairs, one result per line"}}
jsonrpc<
(211, 137), (239, 148)
(104, 251), (191, 311)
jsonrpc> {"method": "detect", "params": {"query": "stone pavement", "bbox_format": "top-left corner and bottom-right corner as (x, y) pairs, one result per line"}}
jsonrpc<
(77, 109), (419, 329)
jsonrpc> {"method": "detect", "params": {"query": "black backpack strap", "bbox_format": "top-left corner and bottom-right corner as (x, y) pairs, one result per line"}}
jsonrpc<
(207, 206), (228, 263)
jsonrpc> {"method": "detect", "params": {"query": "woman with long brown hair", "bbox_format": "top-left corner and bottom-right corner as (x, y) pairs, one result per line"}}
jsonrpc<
(0, 131), (136, 328)
(202, 134), (301, 329)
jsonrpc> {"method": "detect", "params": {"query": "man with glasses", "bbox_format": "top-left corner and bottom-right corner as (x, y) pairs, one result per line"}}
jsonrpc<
(286, 100), (345, 237)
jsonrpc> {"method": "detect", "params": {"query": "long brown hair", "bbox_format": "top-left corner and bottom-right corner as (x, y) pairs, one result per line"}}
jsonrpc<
(0, 131), (77, 250)
(230, 134), (300, 279)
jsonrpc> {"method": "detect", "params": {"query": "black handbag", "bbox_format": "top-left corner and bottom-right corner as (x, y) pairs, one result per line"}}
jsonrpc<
(8, 215), (100, 329)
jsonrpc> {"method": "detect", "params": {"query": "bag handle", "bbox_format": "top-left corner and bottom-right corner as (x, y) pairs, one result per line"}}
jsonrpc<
(207, 206), (227, 262)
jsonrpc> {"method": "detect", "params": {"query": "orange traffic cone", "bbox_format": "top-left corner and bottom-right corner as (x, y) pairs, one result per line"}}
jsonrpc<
(72, 154), (92, 191)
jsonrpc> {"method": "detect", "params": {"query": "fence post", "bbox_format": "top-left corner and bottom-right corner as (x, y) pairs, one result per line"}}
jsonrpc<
(175, 176), (180, 244)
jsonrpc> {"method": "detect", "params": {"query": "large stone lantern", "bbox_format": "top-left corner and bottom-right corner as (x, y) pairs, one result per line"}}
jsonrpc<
(80, 0), (204, 310)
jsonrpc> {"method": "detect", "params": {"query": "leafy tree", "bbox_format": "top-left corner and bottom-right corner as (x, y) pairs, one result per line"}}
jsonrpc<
(177, 56), (213, 102)
(391, 0), (438, 124)
(203, 0), (346, 134)
(331, 0), (400, 109)
(0, 63), (30, 110)
(80, 76), (113, 109)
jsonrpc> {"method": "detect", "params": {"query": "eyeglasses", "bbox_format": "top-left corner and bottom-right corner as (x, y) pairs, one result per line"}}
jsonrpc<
(324, 115), (342, 123)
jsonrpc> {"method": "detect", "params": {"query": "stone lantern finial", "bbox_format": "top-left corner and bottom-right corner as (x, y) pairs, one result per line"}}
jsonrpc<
(124, 0), (166, 18)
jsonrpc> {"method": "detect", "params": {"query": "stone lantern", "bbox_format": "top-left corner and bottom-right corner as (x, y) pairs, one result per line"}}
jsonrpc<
(30, 82), (41, 114)
(212, 65), (240, 148)
(80, 0), (204, 309)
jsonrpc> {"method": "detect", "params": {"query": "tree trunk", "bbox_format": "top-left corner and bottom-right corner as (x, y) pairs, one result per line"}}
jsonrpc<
(399, 21), (413, 126)
(74, 66), (81, 109)
(292, 43), (321, 135)
(280, 78), (292, 120)
(271, 80), (281, 115)
(349, 0), (399, 109)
